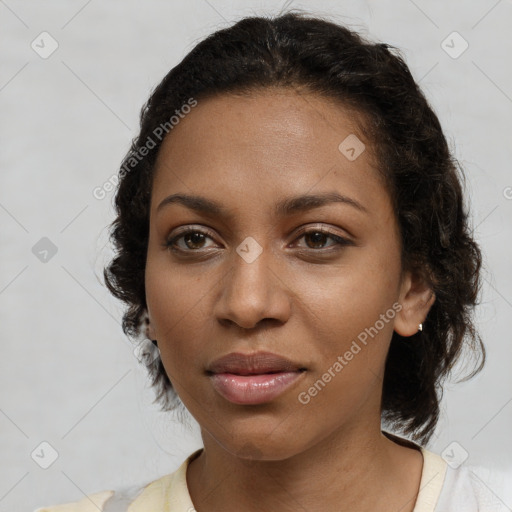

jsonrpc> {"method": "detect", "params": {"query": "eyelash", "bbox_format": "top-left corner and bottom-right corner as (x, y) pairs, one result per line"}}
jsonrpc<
(164, 226), (352, 254)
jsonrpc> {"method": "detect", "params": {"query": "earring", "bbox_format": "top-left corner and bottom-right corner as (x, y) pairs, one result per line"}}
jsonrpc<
(151, 339), (158, 347)
(418, 323), (423, 332)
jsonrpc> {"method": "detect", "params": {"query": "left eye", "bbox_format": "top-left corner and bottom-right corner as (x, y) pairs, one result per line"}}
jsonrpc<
(293, 229), (351, 250)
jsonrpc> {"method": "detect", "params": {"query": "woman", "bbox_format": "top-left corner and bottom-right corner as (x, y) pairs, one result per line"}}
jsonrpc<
(36, 11), (507, 512)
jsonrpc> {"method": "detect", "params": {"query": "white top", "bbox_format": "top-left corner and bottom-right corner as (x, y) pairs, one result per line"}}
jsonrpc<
(435, 463), (510, 511)
(34, 433), (510, 511)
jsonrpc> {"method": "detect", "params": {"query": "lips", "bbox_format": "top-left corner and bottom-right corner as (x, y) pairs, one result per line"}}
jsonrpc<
(207, 351), (305, 375)
(207, 351), (306, 405)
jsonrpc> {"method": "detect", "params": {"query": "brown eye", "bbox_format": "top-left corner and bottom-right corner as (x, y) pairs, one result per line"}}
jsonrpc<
(165, 229), (217, 252)
(294, 228), (352, 250)
(303, 231), (332, 249)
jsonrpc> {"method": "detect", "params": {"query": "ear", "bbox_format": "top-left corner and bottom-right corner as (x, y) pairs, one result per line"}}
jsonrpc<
(394, 269), (435, 337)
(144, 310), (157, 340)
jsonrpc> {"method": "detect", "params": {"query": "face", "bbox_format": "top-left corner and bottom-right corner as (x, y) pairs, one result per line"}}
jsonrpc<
(145, 88), (430, 460)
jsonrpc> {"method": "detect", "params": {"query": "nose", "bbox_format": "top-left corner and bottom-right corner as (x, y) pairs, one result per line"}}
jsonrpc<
(214, 242), (291, 330)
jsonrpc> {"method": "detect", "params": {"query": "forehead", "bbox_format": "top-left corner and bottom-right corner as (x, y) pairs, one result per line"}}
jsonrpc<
(151, 88), (390, 219)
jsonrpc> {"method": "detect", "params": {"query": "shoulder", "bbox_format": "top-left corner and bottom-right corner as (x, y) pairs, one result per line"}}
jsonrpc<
(435, 463), (511, 511)
(33, 490), (115, 512)
(33, 449), (202, 512)
(32, 474), (176, 512)
(380, 429), (511, 512)
(396, 436), (511, 512)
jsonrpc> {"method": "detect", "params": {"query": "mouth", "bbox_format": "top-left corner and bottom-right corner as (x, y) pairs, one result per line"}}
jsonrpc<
(206, 352), (307, 405)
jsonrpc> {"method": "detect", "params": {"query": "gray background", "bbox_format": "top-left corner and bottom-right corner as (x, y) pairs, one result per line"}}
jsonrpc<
(1, 0), (511, 510)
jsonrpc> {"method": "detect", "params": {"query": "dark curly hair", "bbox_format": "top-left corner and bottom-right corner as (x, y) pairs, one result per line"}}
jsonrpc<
(103, 11), (485, 445)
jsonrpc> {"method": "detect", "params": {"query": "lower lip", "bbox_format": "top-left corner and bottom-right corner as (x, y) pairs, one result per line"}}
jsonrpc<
(210, 371), (305, 405)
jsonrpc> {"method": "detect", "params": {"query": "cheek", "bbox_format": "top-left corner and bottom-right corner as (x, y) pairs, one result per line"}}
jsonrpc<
(293, 276), (396, 424)
(298, 256), (400, 345)
(145, 259), (209, 369)
(293, 253), (401, 401)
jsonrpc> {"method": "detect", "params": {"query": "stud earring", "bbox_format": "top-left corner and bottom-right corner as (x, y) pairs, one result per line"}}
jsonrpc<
(418, 323), (423, 332)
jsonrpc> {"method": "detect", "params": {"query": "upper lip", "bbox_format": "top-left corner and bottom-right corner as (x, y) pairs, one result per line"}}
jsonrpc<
(207, 351), (306, 375)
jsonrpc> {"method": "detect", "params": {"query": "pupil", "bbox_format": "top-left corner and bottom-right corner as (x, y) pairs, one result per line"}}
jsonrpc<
(307, 232), (325, 248)
(187, 233), (204, 248)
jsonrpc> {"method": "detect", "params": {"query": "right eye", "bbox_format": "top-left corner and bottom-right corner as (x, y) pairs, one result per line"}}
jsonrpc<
(164, 228), (219, 252)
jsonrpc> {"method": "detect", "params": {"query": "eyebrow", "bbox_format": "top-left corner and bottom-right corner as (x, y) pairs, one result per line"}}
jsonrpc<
(156, 191), (368, 217)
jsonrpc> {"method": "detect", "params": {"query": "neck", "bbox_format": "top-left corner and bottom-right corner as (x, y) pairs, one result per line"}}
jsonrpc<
(186, 423), (423, 512)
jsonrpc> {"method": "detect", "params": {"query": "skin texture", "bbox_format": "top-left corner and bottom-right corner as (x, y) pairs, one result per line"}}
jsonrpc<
(145, 88), (435, 512)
